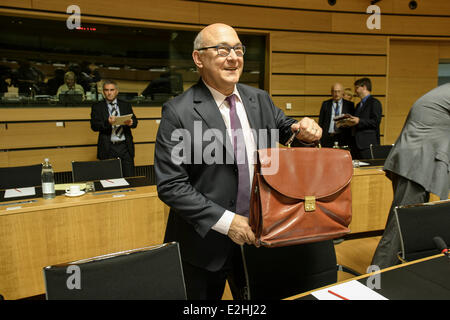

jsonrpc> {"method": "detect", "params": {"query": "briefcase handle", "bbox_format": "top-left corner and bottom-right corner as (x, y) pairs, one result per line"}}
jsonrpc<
(286, 127), (321, 148)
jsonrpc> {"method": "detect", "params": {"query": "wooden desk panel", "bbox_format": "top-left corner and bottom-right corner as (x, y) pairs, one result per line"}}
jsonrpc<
(0, 185), (168, 300)
(0, 167), (394, 299)
(350, 167), (392, 234)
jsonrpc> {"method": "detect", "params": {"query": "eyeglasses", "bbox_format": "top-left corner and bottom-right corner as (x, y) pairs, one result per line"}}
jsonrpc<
(196, 44), (246, 57)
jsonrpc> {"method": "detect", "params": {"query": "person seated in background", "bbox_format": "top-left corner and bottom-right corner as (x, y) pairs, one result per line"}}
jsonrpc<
(141, 71), (183, 100)
(46, 68), (65, 96)
(343, 87), (354, 102)
(56, 71), (85, 99)
(79, 61), (102, 94)
(318, 83), (354, 148)
(11, 60), (45, 96)
(0, 65), (12, 97)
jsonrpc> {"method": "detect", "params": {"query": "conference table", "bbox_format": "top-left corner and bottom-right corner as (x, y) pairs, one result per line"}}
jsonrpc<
(0, 176), (168, 300)
(287, 254), (450, 300)
(0, 165), (395, 300)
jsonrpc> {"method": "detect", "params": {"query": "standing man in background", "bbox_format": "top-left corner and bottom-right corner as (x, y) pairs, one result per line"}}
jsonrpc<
(318, 83), (354, 148)
(371, 83), (450, 269)
(90, 80), (138, 177)
(337, 78), (382, 159)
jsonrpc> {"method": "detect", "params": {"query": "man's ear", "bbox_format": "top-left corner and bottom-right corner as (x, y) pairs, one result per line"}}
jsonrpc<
(192, 51), (203, 69)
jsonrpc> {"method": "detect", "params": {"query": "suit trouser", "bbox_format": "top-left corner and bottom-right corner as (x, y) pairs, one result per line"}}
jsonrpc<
(108, 141), (135, 177)
(181, 244), (246, 300)
(371, 173), (429, 269)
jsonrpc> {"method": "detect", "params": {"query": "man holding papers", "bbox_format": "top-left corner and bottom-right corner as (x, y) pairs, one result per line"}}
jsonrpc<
(90, 80), (138, 177)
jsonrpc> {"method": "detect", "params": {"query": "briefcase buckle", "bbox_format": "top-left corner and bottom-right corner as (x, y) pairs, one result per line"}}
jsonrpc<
(305, 196), (316, 212)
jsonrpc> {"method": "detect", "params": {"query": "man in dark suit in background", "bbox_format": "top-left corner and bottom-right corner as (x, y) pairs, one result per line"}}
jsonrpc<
(90, 80), (138, 177)
(371, 83), (450, 269)
(318, 83), (354, 148)
(154, 23), (322, 300)
(337, 78), (382, 159)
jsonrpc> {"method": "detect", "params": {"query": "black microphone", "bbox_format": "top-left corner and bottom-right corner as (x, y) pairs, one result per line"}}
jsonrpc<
(433, 236), (450, 257)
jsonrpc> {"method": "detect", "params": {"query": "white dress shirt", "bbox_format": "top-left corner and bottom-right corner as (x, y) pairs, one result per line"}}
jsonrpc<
(203, 82), (257, 235)
(328, 99), (342, 134)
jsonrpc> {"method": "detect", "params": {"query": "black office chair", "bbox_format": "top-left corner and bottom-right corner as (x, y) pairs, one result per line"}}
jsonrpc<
(395, 199), (450, 263)
(241, 240), (338, 300)
(71, 158), (123, 182)
(369, 144), (394, 159)
(43, 242), (186, 300)
(0, 164), (42, 189)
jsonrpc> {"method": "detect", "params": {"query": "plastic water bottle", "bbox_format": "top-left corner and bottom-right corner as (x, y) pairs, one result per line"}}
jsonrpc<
(41, 158), (55, 199)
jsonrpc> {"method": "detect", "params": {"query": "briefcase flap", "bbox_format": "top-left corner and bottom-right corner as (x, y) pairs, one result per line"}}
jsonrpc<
(257, 148), (353, 199)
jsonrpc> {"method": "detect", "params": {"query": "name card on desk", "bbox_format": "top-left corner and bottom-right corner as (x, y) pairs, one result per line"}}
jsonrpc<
(311, 280), (388, 300)
(100, 178), (130, 188)
(4, 187), (36, 198)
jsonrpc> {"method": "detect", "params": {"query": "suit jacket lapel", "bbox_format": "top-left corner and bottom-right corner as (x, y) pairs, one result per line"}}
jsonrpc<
(236, 84), (261, 146)
(192, 81), (235, 161)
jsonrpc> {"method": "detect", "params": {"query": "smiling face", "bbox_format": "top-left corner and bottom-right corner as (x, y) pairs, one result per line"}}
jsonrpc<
(192, 24), (244, 96)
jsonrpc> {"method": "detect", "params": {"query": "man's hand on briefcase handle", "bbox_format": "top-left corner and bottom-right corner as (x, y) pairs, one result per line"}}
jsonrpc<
(228, 214), (258, 246)
(290, 118), (322, 144)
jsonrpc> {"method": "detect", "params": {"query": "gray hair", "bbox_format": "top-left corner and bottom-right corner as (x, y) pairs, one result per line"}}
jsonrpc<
(102, 79), (118, 90)
(193, 30), (203, 51)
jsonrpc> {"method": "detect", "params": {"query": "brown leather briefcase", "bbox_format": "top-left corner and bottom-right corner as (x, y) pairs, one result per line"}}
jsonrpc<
(249, 147), (353, 247)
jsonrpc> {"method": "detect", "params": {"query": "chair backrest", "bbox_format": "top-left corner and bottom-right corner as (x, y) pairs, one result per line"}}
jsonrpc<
(395, 200), (450, 262)
(370, 144), (394, 159)
(0, 164), (42, 189)
(71, 158), (123, 182)
(241, 240), (337, 300)
(43, 242), (186, 300)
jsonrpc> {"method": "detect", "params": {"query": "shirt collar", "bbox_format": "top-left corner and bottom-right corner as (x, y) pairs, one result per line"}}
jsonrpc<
(203, 81), (242, 108)
(107, 98), (117, 106)
(361, 94), (371, 104)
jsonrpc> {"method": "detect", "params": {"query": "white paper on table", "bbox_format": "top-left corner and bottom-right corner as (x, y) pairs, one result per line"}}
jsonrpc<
(4, 187), (36, 198)
(100, 178), (129, 188)
(311, 280), (388, 300)
(112, 114), (132, 126)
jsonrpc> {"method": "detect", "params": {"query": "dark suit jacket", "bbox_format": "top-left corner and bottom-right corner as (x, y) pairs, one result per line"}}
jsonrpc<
(318, 99), (354, 148)
(90, 99), (138, 160)
(353, 95), (382, 151)
(384, 83), (450, 200)
(154, 80), (296, 272)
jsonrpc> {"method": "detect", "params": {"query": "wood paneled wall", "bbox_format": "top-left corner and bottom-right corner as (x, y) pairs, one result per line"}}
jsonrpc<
(269, 31), (388, 143)
(1, 0), (449, 169)
(0, 107), (160, 171)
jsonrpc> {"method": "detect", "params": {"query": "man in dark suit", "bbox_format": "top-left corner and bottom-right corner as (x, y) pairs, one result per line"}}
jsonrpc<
(90, 80), (138, 177)
(318, 83), (354, 148)
(154, 23), (322, 300)
(371, 83), (450, 269)
(337, 78), (382, 159)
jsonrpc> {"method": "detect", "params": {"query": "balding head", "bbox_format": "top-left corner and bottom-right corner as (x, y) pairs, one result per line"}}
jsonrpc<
(194, 23), (238, 50)
(192, 23), (243, 96)
(331, 83), (344, 101)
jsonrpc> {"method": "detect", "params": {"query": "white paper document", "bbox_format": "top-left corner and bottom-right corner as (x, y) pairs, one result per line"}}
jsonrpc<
(112, 114), (133, 126)
(4, 187), (36, 198)
(311, 280), (388, 300)
(100, 178), (130, 188)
